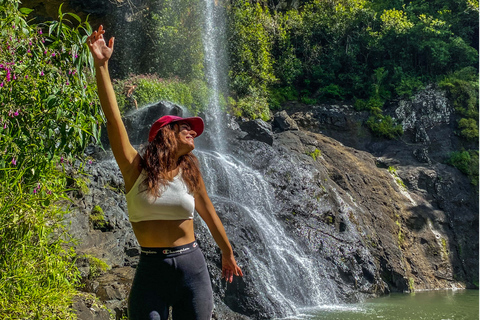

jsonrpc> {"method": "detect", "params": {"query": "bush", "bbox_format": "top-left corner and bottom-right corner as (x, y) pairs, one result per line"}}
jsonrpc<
(0, 1), (100, 318)
(366, 114), (404, 139)
(268, 86), (298, 109)
(113, 74), (211, 115)
(446, 150), (479, 186)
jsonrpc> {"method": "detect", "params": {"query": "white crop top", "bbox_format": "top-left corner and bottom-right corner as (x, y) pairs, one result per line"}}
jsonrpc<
(126, 170), (195, 222)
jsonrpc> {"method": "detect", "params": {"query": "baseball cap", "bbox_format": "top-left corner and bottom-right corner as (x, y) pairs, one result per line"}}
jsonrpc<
(148, 115), (204, 142)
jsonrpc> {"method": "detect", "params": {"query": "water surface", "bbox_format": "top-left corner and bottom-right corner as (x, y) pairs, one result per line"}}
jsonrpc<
(284, 290), (478, 320)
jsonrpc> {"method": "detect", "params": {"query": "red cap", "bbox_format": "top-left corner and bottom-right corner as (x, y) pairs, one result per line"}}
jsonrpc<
(148, 115), (204, 142)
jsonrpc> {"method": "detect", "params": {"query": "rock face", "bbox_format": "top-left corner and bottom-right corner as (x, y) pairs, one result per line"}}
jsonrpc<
(284, 86), (478, 290)
(68, 87), (477, 319)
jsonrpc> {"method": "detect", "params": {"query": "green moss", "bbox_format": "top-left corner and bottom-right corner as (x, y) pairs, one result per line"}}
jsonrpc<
(83, 255), (110, 279)
(306, 148), (322, 161)
(396, 220), (405, 246)
(75, 176), (90, 195)
(441, 238), (449, 258)
(408, 277), (415, 292)
(89, 206), (107, 230)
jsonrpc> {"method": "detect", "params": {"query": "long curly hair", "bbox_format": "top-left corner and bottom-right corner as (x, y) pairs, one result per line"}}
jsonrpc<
(140, 123), (201, 197)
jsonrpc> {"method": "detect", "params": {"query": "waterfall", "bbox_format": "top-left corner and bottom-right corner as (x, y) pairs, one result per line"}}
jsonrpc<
(202, 0), (228, 153)
(199, 1), (338, 316)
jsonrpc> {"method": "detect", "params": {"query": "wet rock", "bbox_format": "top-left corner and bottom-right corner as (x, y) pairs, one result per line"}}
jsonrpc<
(273, 110), (299, 132)
(239, 119), (274, 146)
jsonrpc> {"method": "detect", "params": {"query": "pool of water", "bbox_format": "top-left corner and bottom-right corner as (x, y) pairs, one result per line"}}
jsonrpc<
(283, 290), (478, 320)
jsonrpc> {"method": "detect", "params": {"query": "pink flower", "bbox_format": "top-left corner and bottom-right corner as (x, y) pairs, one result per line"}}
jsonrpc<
(38, 30), (43, 35)
(0, 83), (3, 87)
(40, 71), (44, 76)
(29, 42), (32, 46)
(60, 156), (64, 163)
(66, 81), (70, 85)
(11, 157), (16, 166)
(13, 74), (16, 80)
(33, 188), (37, 194)
(14, 110), (19, 116)
(6, 74), (11, 82)
(44, 50), (47, 55)
(3, 123), (6, 129)
(51, 53), (56, 57)
(27, 49), (31, 53)
(88, 160), (93, 165)
(75, 54), (78, 58)
(24, 75), (28, 79)
(42, 39), (45, 43)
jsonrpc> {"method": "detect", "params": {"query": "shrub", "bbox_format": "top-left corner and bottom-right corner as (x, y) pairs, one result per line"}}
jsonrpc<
(446, 150), (479, 186)
(0, 1), (100, 318)
(366, 115), (404, 139)
(113, 74), (210, 115)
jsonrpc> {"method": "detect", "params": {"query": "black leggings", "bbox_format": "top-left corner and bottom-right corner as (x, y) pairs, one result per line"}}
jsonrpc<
(128, 241), (213, 320)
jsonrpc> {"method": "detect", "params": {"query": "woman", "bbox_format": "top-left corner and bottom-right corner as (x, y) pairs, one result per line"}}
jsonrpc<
(87, 26), (243, 320)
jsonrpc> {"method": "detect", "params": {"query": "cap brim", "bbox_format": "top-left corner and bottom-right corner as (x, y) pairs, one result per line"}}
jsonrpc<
(171, 117), (204, 137)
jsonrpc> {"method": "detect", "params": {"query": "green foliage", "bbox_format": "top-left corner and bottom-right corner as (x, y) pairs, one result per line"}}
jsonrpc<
(0, 1), (99, 318)
(113, 74), (211, 115)
(0, 163), (81, 319)
(132, 0), (204, 80)
(268, 86), (298, 109)
(366, 114), (403, 139)
(408, 277), (415, 292)
(227, 0), (277, 118)
(307, 148), (321, 161)
(446, 150), (479, 186)
(89, 205), (107, 230)
(224, 0), (478, 123)
(228, 91), (270, 121)
(83, 254), (109, 279)
(439, 67), (479, 141)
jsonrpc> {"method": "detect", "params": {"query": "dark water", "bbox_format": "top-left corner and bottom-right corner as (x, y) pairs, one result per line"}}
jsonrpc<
(283, 290), (478, 320)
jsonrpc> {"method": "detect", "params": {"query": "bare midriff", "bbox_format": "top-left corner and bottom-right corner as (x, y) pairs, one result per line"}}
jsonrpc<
(131, 219), (195, 248)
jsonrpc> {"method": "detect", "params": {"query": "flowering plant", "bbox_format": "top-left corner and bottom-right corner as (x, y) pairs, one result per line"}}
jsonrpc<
(0, 2), (101, 175)
(0, 1), (101, 318)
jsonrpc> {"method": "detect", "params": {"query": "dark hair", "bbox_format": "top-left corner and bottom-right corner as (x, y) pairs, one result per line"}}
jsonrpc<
(140, 123), (201, 197)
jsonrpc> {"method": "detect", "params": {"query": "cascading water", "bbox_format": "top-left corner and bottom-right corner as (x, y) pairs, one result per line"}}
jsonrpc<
(198, 1), (338, 317)
(197, 150), (339, 316)
(202, 0), (228, 153)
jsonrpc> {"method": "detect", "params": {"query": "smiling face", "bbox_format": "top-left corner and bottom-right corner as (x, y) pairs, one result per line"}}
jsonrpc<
(174, 121), (197, 157)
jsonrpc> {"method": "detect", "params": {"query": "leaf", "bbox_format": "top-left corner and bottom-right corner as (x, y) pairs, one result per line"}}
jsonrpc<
(65, 12), (82, 23)
(45, 95), (57, 108)
(19, 7), (34, 15)
(58, 3), (64, 18)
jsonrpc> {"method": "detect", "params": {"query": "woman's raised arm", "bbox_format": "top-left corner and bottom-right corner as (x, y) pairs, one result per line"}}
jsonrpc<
(87, 26), (140, 187)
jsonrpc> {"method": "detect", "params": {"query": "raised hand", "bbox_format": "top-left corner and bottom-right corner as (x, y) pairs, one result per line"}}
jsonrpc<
(87, 25), (114, 66)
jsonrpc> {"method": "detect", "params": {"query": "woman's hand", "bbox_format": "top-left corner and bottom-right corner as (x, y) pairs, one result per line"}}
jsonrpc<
(87, 25), (114, 67)
(222, 252), (243, 283)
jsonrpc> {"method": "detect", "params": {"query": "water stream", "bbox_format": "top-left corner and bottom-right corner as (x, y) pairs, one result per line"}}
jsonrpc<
(195, 1), (338, 316)
(197, 150), (338, 315)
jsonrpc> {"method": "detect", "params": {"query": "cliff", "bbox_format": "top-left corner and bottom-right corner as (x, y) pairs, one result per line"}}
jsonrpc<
(68, 87), (477, 319)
